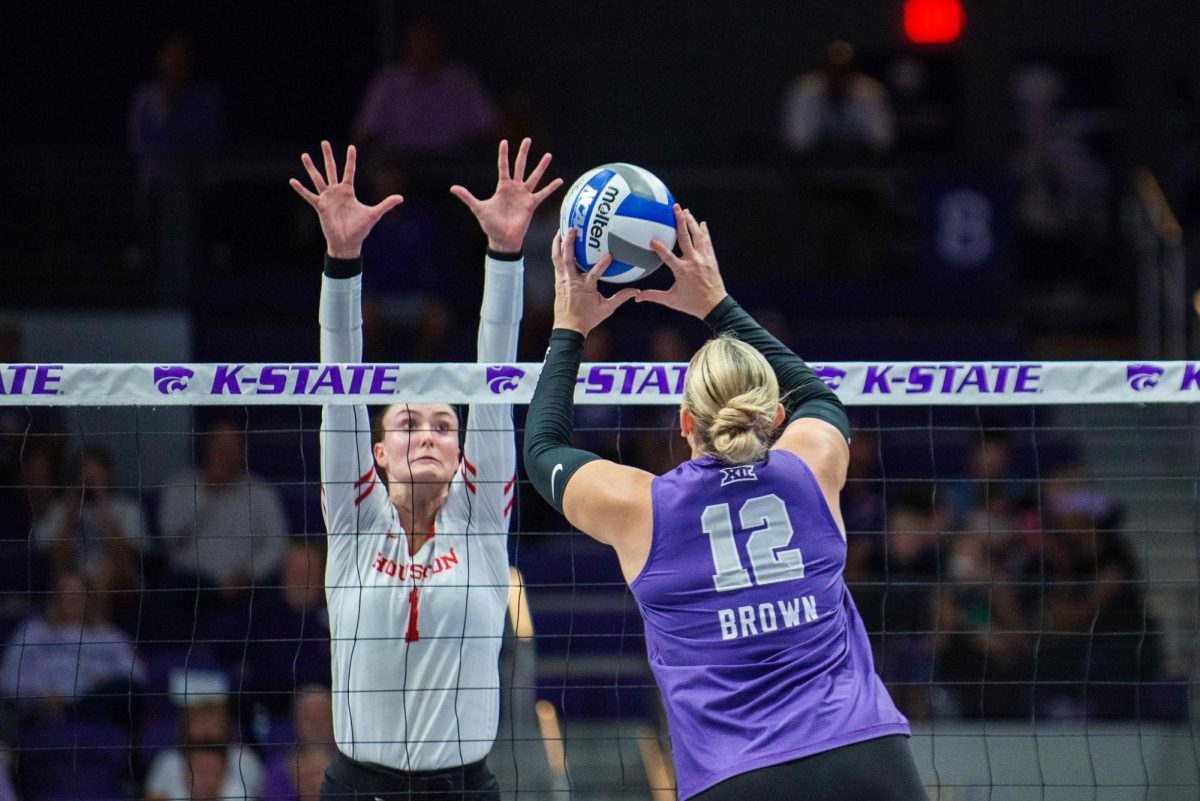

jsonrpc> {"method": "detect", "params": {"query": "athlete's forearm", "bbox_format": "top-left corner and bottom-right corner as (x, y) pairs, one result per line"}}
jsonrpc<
(320, 255), (364, 360)
(524, 329), (601, 514)
(703, 296), (849, 441)
(477, 250), (523, 364)
(465, 250), (521, 525)
(318, 254), (387, 535)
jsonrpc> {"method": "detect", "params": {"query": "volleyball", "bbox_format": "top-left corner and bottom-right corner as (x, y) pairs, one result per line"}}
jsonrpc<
(558, 163), (677, 283)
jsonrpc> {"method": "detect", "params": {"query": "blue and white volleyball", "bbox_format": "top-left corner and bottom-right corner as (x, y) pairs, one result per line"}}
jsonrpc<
(558, 163), (676, 283)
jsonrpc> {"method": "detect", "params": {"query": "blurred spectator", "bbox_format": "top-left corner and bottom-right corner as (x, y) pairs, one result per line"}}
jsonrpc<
(219, 540), (331, 713)
(874, 490), (941, 720)
(0, 322), (28, 542)
(1030, 471), (1161, 720)
(517, 202), (562, 359)
(180, 743), (229, 801)
(33, 447), (148, 631)
(944, 424), (1025, 531)
(782, 40), (895, 157)
(934, 522), (1032, 719)
(289, 685), (334, 749)
(784, 43), (895, 277)
(356, 156), (467, 364)
(1009, 64), (1110, 291)
(353, 15), (496, 159)
(262, 743), (328, 801)
(158, 418), (288, 592)
(842, 426), (887, 639)
(361, 159), (457, 317)
(496, 87), (552, 154)
(842, 425), (885, 537)
(0, 571), (144, 723)
(261, 687), (334, 801)
(129, 34), (224, 304)
(0, 320), (66, 544)
(144, 687), (263, 801)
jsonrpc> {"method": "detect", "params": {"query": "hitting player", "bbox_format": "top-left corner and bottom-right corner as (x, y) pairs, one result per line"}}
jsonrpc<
(523, 209), (927, 801)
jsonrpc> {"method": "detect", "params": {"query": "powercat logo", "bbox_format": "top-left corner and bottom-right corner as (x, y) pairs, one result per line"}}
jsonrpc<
(486, 365), (524, 393)
(813, 366), (846, 389)
(1127, 364), (1163, 391)
(154, 366), (194, 394)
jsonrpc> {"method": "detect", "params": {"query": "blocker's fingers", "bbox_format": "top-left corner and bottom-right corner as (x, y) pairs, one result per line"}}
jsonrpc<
(369, 194), (404, 219)
(321, 140), (339, 185)
(497, 139), (510, 181)
(526, 152), (553, 189)
(532, 177), (564, 204)
(343, 145), (357, 186)
(288, 178), (319, 207)
(449, 185), (481, 211)
(513, 137), (531, 182)
(300, 153), (326, 191)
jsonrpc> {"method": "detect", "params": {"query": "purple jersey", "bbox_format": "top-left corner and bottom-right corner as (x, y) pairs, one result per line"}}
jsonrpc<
(630, 450), (909, 799)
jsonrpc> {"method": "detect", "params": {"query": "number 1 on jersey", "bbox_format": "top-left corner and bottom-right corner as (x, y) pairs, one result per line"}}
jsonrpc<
(704, 494), (805, 592)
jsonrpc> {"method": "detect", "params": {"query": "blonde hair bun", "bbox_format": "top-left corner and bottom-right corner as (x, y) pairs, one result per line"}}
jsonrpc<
(682, 335), (780, 464)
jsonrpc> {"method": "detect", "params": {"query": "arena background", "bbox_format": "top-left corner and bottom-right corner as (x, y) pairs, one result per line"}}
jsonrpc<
(3, 1), (1200, 799)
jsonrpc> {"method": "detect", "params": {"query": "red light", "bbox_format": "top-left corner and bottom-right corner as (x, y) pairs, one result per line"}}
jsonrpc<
(904, 0), (965, 45)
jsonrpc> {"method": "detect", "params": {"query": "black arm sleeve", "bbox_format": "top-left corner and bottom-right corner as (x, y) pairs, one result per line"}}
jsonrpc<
(703, 295), (850, 442)
(523, 329), (602, 515)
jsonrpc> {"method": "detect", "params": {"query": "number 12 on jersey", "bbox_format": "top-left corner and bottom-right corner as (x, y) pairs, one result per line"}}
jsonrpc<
(703, 494), (805, 592)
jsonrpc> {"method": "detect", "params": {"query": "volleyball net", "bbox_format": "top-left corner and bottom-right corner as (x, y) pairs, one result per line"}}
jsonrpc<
(0, 359), (1198, 800)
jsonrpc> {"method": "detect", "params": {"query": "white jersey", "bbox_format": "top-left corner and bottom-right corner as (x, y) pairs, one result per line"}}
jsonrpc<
(319, 255), (521, 771)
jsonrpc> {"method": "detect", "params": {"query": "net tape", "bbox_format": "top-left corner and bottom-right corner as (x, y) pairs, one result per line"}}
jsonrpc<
(1, 360), (1196, 406)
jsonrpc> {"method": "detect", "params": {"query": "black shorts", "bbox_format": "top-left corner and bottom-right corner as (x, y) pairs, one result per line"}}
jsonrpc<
(691, 735), (928, 801)
(320, 751), (501, 801)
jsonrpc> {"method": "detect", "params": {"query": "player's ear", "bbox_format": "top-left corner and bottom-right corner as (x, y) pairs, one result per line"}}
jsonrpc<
(373, 441), (388, 471)
(679, 405), (694, 437)
(772, 402), (786, 431)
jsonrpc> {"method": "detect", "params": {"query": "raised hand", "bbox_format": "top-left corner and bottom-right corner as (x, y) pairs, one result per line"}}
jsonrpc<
(289, 141), (403, 259)
(550, 229), (639, 336)
(638, 205), (728, 319)
(451, 138), (563, 254)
